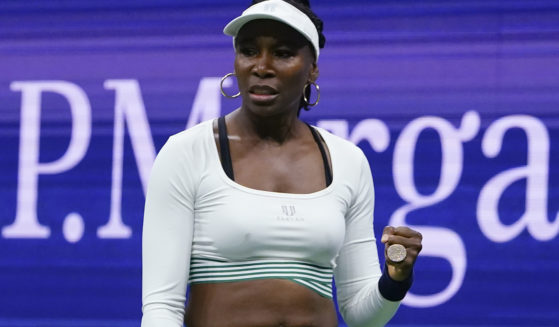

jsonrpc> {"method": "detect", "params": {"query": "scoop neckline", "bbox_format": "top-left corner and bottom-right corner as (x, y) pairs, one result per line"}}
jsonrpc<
(206, 119), (336, 199)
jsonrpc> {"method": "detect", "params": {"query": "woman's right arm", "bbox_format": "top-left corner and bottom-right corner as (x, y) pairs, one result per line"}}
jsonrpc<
(141, 136), (196, 327)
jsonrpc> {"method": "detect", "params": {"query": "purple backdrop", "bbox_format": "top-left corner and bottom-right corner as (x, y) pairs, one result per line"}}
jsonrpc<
(1, 1), (558, 326)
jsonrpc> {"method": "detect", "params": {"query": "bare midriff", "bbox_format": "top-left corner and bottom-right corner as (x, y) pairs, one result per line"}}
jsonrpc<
(185, 279), (338, 327)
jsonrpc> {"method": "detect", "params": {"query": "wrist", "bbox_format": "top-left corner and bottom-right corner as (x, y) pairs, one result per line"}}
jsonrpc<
(378, 264), (413, 301)
(387, 264), (412, 281)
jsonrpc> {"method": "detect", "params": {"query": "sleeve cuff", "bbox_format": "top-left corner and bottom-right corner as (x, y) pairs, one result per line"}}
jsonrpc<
(378, 264), (413, 301)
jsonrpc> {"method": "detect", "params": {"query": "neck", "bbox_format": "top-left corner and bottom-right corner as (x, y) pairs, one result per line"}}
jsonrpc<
(232, 107), (302, 144)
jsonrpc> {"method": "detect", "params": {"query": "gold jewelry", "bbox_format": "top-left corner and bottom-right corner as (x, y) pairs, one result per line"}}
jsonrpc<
(220, 73), (240, 98)
(303, 82), (320, 106)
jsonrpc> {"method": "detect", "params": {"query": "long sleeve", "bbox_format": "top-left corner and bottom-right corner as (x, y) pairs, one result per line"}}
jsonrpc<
(333, 152), (401, 327)
(141, 135), (196, 327)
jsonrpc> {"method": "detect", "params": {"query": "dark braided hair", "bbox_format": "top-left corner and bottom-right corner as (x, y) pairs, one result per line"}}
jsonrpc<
(250, 0), (326, 113)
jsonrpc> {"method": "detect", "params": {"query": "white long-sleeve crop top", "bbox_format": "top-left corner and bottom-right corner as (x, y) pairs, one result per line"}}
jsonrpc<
(142, 119), (404, 327)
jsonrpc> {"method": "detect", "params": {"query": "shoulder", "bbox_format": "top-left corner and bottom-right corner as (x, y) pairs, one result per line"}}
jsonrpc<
(158, 119), (214, 157)
(155, 119), (214, 168)
(167, 119), (213, 147)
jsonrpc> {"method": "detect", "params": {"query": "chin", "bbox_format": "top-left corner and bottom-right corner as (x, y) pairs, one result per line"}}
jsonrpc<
(246, 105), (283, 118)
(243, 99), (299, 119)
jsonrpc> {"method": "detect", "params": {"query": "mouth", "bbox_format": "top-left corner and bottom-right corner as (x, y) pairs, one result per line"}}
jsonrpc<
(248, 85), (279, 104)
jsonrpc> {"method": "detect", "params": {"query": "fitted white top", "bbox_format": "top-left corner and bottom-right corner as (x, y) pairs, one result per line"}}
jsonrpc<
(141, 119), (400, 327)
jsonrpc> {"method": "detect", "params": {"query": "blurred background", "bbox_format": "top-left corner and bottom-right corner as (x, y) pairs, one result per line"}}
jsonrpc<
(1, 0), (558, 326)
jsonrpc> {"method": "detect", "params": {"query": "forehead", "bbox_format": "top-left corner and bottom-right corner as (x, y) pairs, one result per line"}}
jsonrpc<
(236, 19), (309, 48)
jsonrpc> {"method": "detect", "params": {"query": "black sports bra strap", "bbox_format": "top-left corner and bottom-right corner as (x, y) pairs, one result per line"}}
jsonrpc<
(218, 116), (235, 180)
(306, 124), (333, 186)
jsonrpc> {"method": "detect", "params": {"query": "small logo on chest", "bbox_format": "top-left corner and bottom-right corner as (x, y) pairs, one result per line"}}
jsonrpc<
(277, 205), (304, 222)
(281, 205), (296, 216)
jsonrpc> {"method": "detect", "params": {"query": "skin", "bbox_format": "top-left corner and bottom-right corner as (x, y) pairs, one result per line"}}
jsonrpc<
(184, 19), (422, 327)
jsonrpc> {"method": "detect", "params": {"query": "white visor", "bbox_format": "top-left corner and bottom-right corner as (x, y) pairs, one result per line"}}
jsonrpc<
(223, 0), (320, 60)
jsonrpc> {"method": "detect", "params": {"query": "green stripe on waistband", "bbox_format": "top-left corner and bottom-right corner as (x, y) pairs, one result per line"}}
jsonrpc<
(188, 257), (334, 299)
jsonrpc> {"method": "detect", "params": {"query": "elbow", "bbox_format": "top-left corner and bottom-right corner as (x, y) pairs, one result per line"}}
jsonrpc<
(337, 285), (400, 327)
(338, 297), (374, 327)
(339, 304), (376, 327)
(142, 300), (185, 327)
(339, 307), (393, 327)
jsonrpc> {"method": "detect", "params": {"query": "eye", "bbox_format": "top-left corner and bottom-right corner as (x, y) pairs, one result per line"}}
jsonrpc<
(275, 49), (295, 58)
(238, 46), (257, 57)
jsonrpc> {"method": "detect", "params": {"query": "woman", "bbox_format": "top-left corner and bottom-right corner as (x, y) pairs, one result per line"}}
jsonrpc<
(141, 0), (423, 326)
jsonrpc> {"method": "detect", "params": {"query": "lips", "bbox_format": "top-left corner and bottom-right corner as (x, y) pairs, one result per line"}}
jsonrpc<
(248, 85), (279, 104)
(248, 85), (278, 95)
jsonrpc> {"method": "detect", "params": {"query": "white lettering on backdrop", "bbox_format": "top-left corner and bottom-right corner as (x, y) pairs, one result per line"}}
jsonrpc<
(2, 78), (557, 307)
(3, 81), (91, 239)
(390, 111), (479, 308)
(97, 80), (156, 239)
(478, 115), (559, 242)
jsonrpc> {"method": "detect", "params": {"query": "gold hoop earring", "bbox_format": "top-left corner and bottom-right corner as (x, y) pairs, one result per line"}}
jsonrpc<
(303, 82), (320, 107)
(220, 73), (240, 98)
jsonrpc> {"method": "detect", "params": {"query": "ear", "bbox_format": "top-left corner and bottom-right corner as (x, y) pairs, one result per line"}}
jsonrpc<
(308, 62), (319, 83)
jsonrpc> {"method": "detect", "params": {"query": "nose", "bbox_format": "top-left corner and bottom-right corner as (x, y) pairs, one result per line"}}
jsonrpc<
(252, 51), (275, 78)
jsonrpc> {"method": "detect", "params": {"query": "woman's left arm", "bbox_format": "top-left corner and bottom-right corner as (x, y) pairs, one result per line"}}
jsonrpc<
(333, 151), (422, 327)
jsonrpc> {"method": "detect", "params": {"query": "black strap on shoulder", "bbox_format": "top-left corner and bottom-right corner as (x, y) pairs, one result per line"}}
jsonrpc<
(306, 124), (333, 186)
(218, 116), (235, 180)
